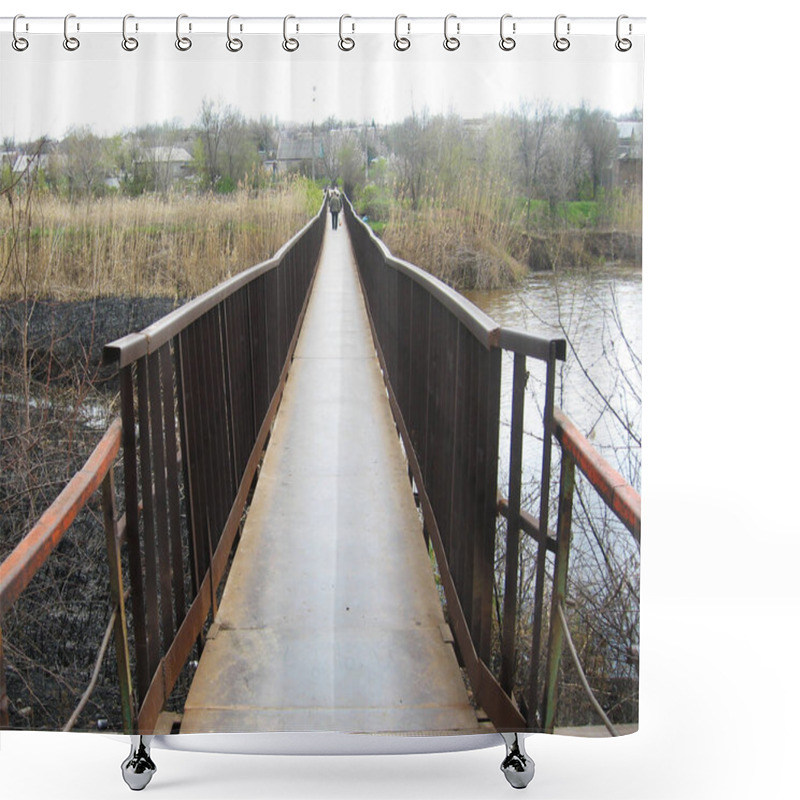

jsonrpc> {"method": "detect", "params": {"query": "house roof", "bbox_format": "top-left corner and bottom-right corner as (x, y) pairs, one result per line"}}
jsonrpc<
(139, 146), (193, 163)
(12, 154), (48, 173)
(276, 137), (317, 161)
(616, 121), (643, 141)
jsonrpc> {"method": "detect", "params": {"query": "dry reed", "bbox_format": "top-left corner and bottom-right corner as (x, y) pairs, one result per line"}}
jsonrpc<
(1, 181), (317, 300)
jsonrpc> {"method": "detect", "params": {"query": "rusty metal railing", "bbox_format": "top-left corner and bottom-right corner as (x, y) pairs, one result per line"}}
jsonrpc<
(0, 419), (135, 732)
(344, 198), (640, 732)
(539, 408), (640, 732)
(103, 204), (326, 734)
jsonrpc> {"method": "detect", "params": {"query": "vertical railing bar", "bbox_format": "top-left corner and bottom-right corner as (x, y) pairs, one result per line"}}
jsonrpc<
(500, 351), (527, 694)
(220, 299), (240, 499)
(160, 342), (186, 627)
(479, 344), (502, 663)
(120, 364), (149, 702)
(102, 465), (135, 733)
(0, 622), (8, 728)
(176, 330), (202, 602)
(147, 348), (175, 646)
(528, 344), (559, 728)
(542, 449), (575, 732)
(136, 355), (161, 684)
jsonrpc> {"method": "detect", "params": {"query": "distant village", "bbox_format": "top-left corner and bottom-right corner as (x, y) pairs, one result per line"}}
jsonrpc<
(2, 106), (642, 203)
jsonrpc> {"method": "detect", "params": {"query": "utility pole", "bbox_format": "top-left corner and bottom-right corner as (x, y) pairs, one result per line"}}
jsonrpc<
(311, 85), (316, 183)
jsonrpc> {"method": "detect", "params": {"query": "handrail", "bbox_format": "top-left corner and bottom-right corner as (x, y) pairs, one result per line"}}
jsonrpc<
(553, 407), (641, 544)
(105, 203), (327, 368)
(0, 419), (121, 617)
(0, 417), (134, 731)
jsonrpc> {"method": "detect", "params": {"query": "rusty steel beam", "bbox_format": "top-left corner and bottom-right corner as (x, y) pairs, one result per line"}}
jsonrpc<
(496, 498), (558, 554)
(553, 407), (641, 543)
(0, 419), (122, 618)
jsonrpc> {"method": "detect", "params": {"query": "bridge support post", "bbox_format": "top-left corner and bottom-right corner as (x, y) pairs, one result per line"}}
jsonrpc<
(121, 735), (156, 791)
(500, 732), (535, 789)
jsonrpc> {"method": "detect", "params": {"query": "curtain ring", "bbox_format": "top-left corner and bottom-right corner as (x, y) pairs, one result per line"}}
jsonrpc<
(12, 14), (29, 52)
(394, 14), (410, 51)
(500, 14), (516, 51)
(63, 13), (80, 51)
(443, 14), (460, 51)
(339, 15), (355, 51)
(226, 15), (243, 52)
(122, 14), (138, 51)
(615, 15), (632, 52)
(283, 15), (299, 52)
(176, 14), (192, 51)
(553, 14), (570, 52)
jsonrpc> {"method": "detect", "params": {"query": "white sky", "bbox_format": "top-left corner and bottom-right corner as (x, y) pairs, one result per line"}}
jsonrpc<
(1, 16), (644, 141)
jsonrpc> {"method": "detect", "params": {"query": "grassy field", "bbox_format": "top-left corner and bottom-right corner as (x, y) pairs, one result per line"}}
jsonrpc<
(1, 179), (320, 301)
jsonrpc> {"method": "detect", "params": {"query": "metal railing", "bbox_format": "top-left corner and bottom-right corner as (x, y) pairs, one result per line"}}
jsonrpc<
(102, 204), (326, 733)
(344, 198), (640, 732)
(0, 419), (135, 732)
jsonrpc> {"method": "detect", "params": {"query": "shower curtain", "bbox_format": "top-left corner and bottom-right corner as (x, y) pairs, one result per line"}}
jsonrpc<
(0, 7), (644, 784)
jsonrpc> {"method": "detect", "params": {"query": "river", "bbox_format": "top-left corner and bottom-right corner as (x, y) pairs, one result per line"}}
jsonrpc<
(465, 265), (642, 495)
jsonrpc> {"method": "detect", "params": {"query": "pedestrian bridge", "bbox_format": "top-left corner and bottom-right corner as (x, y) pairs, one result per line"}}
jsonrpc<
(0, 198), (640, 743)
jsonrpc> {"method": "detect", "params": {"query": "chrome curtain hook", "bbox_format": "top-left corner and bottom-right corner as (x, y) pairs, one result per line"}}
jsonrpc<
(615, 14), (632, 51)
(338, 14), (355, 51)
(176, 13), (192, 51)
(500, 13), (516, 51)
(12, 14), (29, 51)
(122, 14), (139, 51)
(444, 14), (460, 51)
(63, 13), (80, 51)
(553, 14), (570, 52)
(283, 15), (299, 52)
(226, 15), (243, 51)
(394, 14), (410, 51)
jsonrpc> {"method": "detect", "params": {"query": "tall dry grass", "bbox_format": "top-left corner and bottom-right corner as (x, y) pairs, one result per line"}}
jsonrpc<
(1, 181), (318, 300)
(381, 170), (529, 291)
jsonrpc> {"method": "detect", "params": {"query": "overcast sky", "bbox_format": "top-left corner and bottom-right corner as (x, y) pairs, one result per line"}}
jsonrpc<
(1, 28), (644, 141)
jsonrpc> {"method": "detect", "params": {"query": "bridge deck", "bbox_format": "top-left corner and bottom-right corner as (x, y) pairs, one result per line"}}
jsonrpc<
(180, 216), (488, 735)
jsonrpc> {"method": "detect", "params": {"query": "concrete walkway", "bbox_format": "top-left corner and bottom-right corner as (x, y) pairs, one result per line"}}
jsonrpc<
(180, 216), (485, 734)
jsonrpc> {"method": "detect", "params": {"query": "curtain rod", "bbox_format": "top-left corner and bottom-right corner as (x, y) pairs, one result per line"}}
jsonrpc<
(2, 16), (645, 38)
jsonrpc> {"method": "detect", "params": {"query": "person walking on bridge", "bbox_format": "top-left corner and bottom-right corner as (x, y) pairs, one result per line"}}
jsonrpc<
(329, 188), (342, 230)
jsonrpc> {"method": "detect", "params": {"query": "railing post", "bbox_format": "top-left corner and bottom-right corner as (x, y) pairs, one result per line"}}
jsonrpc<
(0, 622), (8, 728)
(541, 449), (575, 732)
(528, 343), (558, 728)
(102, 465), (136, 734)
(500, 352), (527, 694)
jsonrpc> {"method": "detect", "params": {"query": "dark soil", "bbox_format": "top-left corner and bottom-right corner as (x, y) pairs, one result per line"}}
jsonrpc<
(0, 296), (177, 386)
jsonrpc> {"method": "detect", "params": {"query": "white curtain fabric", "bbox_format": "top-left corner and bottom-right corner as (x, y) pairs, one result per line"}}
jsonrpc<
(0, 13), (643, 747)
(2, 26), (643, 140)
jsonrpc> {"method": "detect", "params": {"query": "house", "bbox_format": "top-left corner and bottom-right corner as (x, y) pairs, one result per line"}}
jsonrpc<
(275, 134), (318, 174)
(615, 120), (643, 191)
(133, 146), (194, 189)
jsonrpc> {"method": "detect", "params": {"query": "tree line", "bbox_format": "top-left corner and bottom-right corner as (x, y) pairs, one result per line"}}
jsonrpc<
(3, 100), (641, 227)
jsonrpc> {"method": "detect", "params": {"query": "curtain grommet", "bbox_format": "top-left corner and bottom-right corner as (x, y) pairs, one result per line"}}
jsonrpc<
(121, 14), (139, 51)
(12, 14), (29, 51)
(338, 15), (355, 51)
(63, 13), (80, 52)
(444, 14), (460, 51)
(176, 14), (192, 51)
(226, 15), (243, 52)
(394, 15), (411, 51)
(553, 14), (570, 52)
(615, 15), (632, 52)
(500, 14), (516, 51)
(283, 15), (299, 52)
